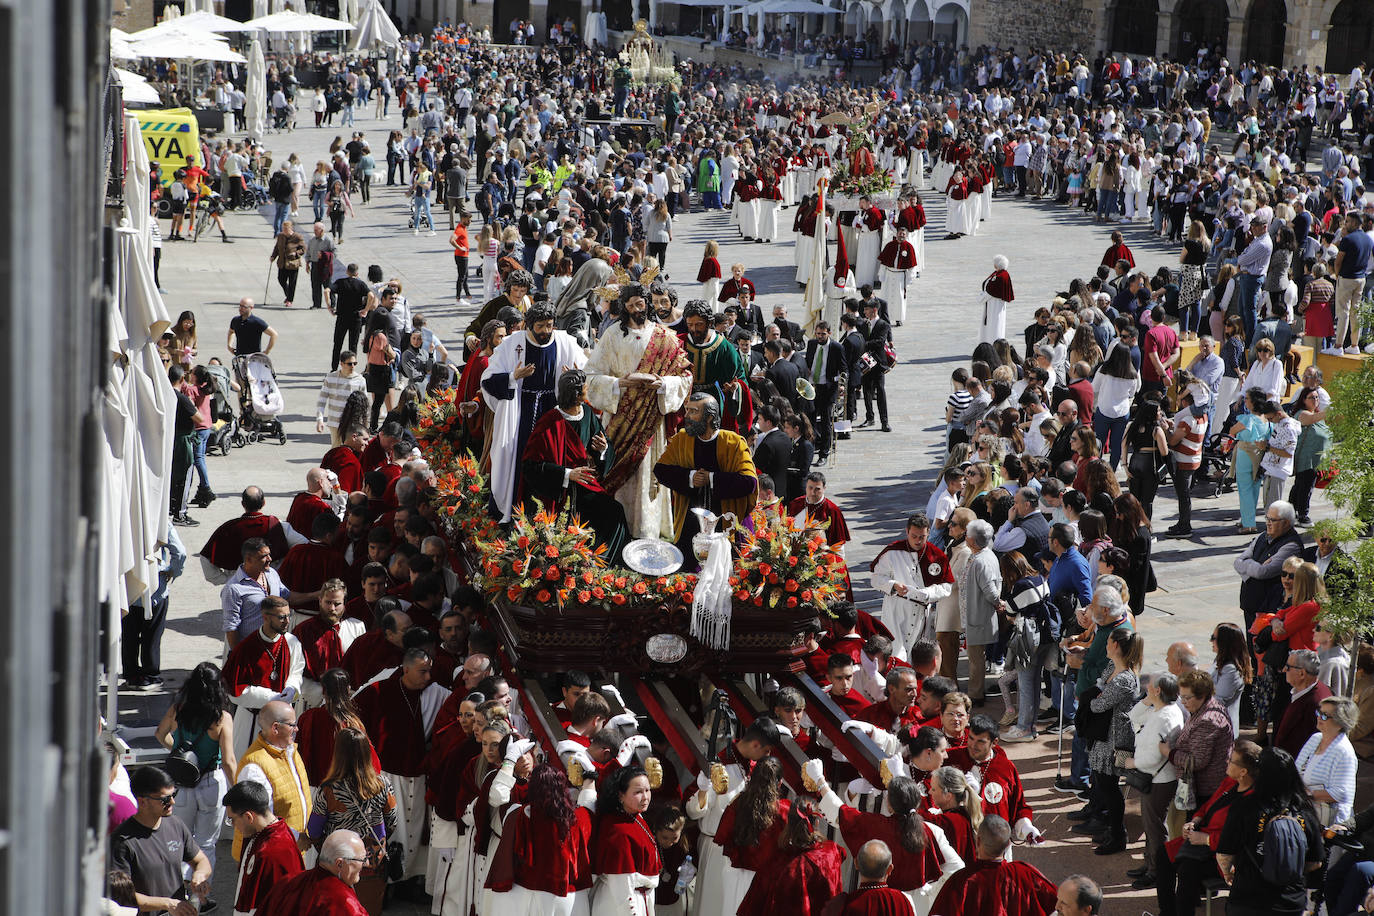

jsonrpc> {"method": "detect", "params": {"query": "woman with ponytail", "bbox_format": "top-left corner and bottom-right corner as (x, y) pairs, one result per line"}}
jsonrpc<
(715, 756), (791, 916)
(484, 761), (594, 915)
(735, 802), (845, 916)
(804, 765), (965, 915)
(591, 765), (661, 916)
(154, 661), (237, 872)
(923, 765), (984, 864)
(297, 667), (378, 783)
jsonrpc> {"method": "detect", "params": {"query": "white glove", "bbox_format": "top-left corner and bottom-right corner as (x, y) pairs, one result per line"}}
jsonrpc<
(882, 754), (909, 783)
(1013, 817), (1042, 844)
(846, 778), (877, 798)
(607, 712), (638, 730)
(275, 686), (298, 704)
(556, 739), (586, 759)
(840, 719), (875, 736)
(616, 734), (652, 767)
(504, 737), (536, 763)
(802, 758), (827, 791)
(696, 770), (711, 793)
(600, 683), (624, 706)
(570, 749), (598, 776)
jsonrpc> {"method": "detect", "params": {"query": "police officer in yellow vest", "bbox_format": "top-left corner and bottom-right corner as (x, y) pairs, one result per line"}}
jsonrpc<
(232, 699), (312, 861)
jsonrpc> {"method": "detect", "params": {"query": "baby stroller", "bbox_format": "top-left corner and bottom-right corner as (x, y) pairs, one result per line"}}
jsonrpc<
(202, 361), (238, 456)
(230, 353), (287, 446)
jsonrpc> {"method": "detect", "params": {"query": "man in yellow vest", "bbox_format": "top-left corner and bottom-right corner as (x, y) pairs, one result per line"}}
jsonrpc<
(233, 699), (312, 861)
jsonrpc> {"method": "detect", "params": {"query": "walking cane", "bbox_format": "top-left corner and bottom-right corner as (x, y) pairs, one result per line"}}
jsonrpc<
(1055, 653), (1069, 780)
(263, 260), (273, 304)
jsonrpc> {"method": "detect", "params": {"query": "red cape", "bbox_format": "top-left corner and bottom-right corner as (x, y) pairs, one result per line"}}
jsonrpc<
(321, 446), (363, 494)
(258, 865), (368, 916)
(200, 513), (290, 570)
(868, 540), (954, 590)
(982, 269), (1014, 302)
(930, 859), (1057, 916)
(296, 706), (380, 785)
(484, 804), (593, 895)
(277, 541), (348, 593)
(787, 497), (851, 546)
(878, 241), (918, 270)
(740, 840), (845, 916)
(286, 492), (332, 538)
(234, 818), (304, 913)
(825, 884), (917, 916)
(592, 811), (661, 876)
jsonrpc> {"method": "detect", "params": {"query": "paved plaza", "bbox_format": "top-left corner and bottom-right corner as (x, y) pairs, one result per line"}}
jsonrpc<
(130, 99), (1349, 909)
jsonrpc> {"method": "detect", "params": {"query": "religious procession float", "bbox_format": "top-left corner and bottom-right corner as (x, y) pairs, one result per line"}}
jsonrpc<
(412, 391), (849, 676)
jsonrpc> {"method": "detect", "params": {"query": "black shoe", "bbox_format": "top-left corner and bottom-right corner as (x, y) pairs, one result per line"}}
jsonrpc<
(814, 454), (828, 465)
(172, 513), (200, 527)
(1164, 524), (1193, 537)
(1130, 874), (1158, 889)
(123, 676), (149, 689)
(1037, 707), (1059, 722)
(199, 899), (219, 913)
(221, 236), (234, 243)
(880, 424), (892, 432)
(193, 489), (217, 508)
(1067, 805), (1096, 822)
(1071, 819), (1108, 835)
(856, 418), (874, 429)
(1053, 776), (1089, 794)
(1127, 864), (1150, 878)
(1296, 515), (1313, 526)
(836, 432), (851, 440)
(970, 696), (985, 707)
(1095, 837), (1128, 855)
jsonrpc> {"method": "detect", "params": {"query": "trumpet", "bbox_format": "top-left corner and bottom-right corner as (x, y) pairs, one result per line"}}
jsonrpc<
(796, 377), (816, 401)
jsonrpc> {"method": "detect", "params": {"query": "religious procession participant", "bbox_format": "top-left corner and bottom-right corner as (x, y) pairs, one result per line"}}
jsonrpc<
(852, 195), (886, 289)
(256, 829), (371, 916)
(653, 392), (759, 563)
(583, 282), (693, 540)
(869, 513), (954, 661)
(354, 648), (450, 891)
(222, 596), (305, 762)
(978, 255), (1015, 346)
(224, 780), (306, 916)
(292, 581), (367, 708)
(945, 716), (1041, 848)
(894, 191), (926, 277)
(521, 369), (631, 560)
(878, 226), (918, 327)
(480, 302), (586, 523)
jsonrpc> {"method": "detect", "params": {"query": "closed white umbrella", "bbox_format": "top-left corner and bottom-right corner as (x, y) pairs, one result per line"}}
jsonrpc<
(243, 37), (267, 138)
(350, 0), (401, 50)
(115, 68), (164, 104)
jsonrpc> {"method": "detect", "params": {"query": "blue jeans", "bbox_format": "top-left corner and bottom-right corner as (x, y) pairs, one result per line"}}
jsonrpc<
(1092, 410), (1129, 470)
(1152, 202), (1165, 234)
(1326, 853), (1374, 916)
(1097, 188), (1119, 219)
(341, 104), (354, 126)
(1179, 300), (1203, 336)
(272, 201), (289, 236)
(1017, 665), (1042, 731)
(192, 428), (211, 492)
(412, 193), (432, 228)
(312, 188), (327, 222)
(1070, 730), (1091, 784)
(1235, 273), (1261, 339)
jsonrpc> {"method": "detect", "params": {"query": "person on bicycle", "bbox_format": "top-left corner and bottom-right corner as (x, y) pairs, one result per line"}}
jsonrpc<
(194, 177), (233, 244)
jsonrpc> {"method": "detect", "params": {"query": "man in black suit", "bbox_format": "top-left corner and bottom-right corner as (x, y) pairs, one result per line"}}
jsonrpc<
(764, 339), (803, 411)
(735, 286), (766, 340)
(805, 321), (847, 461)
(857, 283), (890, 325)
(721, 304), (751, 345)
(858, 300), (891, 431)
(839, 313), (865, 432)
(751, 405), (791, 487)
(783, 337), (808, 374)
(771, 303), (805, 348)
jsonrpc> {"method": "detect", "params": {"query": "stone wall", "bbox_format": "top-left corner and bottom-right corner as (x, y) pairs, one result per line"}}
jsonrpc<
(967, 0), (1101, 55)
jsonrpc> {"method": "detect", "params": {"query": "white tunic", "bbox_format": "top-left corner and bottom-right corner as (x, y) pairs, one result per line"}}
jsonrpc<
(869, 548), (953, 660)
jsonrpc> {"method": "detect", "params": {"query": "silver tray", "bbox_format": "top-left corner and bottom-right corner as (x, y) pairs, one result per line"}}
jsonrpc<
(620, 538), (684, 576)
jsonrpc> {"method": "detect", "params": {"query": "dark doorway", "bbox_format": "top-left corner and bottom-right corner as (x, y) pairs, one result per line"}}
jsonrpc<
(493, 0), (532, 40)
(1243, 0), (1286, 65)
(1175, 0), (1229, 60)
(1327, 0), (1374, 75)
(546, 0), (582, 37)
(1110, 0), (1160, 56)
(224, 0), (253, 21)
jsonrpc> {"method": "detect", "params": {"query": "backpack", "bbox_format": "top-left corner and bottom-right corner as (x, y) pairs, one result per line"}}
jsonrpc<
(1255, 810), (1308, 886)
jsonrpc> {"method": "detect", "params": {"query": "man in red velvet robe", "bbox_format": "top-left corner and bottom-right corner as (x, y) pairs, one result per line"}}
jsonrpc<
(258, 830), (370, 916)
(821, 840), (917, 916)
(224, 780), (305, 915)
(825, 654), (871, 717)
(930, 816), (1056, 916)
(1100, 230), (1135, 269)
(854, 667), (923, 734)
(277, 513), (349, 596)
(343, 562), (389, 626)
(222, 596), (304, 761)
(321, 427), (368, 495)
(359, 421), (403, 473)
(946, 718), (1039, 844)
(788, 471), (853, 595)
(355, 649), (451, 883)
(821, 601), (867, 666)
(342, 603), (410, 686)
(286, 468), (337, 538)
(199, 486), (301, 581)
(292, 580), (366, 706)
(431, 609), (468, 689)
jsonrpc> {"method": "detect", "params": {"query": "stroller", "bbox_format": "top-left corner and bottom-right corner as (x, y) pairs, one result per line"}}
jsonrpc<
(202, 361), (238, 455)
(231, 353), (287, 446)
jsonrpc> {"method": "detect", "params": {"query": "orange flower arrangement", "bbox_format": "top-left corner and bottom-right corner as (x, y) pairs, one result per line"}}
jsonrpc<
(734, 509), (846, 615)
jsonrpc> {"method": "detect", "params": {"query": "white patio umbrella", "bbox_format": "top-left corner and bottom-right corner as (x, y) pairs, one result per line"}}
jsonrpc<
(243, 9), (354, 31)
(111, 26), (133, 40)
(176, 9), (263, 32)
(111, 36), (139, 60)
(127, 20), (231, 40)
(243, 37), (266, 139)
(115, 67), (164, 104)
(350, 0), (401, 51)
(130, 32), (248, 63)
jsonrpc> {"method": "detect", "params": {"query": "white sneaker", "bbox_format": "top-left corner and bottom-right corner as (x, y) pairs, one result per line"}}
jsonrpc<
(1002, 726), (1037, 742)
(987, 662), (1004, 677)
(1345, 346), (1361, 355)
(428, 230), (436, 236)
(1322, 346), (1344, 355)
(413, 228), (419, 236)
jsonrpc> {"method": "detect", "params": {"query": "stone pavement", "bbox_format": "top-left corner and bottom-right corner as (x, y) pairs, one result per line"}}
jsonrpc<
(124, 99), (1353, 912)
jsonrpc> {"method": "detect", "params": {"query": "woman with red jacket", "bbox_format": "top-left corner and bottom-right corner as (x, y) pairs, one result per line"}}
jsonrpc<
(592, 765), (661, 916)
(715, 756), (791, 914)
(1154, 740), (1259, 916)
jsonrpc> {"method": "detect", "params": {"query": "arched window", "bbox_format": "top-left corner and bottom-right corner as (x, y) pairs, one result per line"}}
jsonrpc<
(1327, 0), (1374, 76)
(1110, 0), (1159, 56)
(1174, 0), (1229, 60)
(1243, 0), (1286, 65)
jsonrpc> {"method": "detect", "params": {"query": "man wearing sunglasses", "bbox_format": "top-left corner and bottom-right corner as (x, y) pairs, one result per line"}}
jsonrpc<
(110, 766), (212, 916)
(1274, 649), (1331, 758)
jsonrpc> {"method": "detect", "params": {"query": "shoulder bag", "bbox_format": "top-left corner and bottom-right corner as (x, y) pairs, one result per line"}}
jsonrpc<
(1173, 757), (1196, 811)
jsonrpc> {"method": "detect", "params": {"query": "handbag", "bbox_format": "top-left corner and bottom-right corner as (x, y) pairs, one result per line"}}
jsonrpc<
(1173, 759), (1196, 811)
